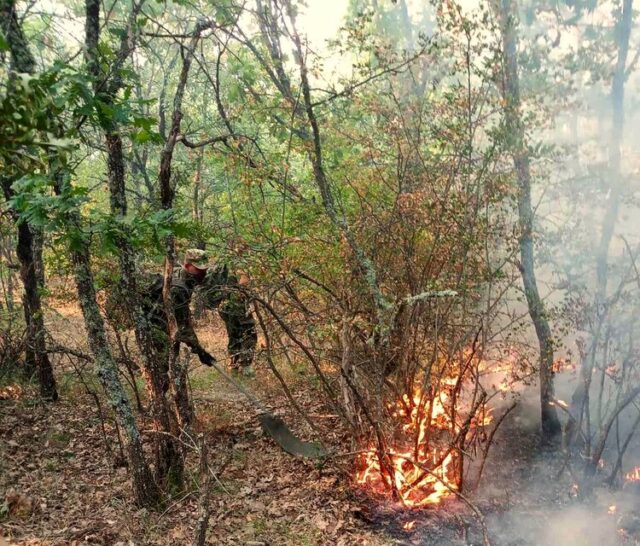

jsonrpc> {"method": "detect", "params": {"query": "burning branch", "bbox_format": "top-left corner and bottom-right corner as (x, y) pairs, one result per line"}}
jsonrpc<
(356, 374), (494, 508)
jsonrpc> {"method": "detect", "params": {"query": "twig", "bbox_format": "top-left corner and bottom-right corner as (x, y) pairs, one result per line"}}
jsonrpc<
(253, 303), (325, 441)
(473, 401), (517, 490)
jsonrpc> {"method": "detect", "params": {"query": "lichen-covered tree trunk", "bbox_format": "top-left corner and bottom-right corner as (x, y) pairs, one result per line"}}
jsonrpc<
(52, 166), (159, 506)
(68, 233), (160, 506)
(0, 0), (57, 401)
(285, 5), (393, 347)
(34, 2), (161, 504)
(85, 0), (184, 488)
(497, 0), (561, 442)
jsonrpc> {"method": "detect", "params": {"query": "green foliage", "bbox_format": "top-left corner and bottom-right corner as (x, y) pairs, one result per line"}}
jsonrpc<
(10, 174), (87, 230)
(0, 70), (74, 175)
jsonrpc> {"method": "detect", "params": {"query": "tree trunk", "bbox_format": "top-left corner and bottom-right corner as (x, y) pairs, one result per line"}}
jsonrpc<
(286, 6), (394, 358)
(157, 25), (204, 434)
(567, 0), (633, 449)
(28, 0), (162, 506)
(192, 435), (213, 546)
(106, 130), (184, 488)
(16, 222), (57, 400)
(70, 234), (160, 506)
(497, 0), (561, 441)
(53, 163), (160, 505)
(191, 149), (206, 319)
(0, 0), (57, 401)
(86, 0), (185, 488)
(340, 314), (359, 430)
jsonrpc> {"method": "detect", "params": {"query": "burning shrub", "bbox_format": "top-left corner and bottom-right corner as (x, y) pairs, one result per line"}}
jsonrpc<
(356, 365), (494, 507)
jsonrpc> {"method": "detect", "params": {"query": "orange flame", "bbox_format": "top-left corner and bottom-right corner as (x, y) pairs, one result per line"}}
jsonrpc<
(552, 359), (575, 373)
(549, 399), (568, 410)
(625, 466), (640, 481)
(356, 382), (493, 507)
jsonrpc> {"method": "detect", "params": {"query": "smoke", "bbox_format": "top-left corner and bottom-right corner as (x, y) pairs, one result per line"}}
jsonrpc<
(489, 503), (620, 546)
(465, 372), (640, 546)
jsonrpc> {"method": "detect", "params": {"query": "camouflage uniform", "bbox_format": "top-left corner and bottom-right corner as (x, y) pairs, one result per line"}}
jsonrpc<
(143, 266), (214, 390)
(201, 265), (257, 372)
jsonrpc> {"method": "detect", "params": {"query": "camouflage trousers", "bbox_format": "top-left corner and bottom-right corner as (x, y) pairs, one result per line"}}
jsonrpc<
(219, 309), (257, 370)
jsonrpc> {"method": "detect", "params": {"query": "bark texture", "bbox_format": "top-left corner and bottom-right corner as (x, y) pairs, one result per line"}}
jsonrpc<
(157, 24), (205, 436)
(70, 231), (160, 505)
(23, 0), (163, 506)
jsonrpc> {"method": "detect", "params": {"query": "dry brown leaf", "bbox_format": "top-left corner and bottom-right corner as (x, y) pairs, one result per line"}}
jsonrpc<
(4, 488), (33, 519)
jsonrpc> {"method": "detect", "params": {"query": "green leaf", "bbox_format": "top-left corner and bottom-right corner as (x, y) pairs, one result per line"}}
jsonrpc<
(131, 129), (152, 144)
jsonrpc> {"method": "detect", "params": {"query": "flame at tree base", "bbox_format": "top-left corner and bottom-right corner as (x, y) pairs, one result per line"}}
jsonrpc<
(356, 381), (489, 508)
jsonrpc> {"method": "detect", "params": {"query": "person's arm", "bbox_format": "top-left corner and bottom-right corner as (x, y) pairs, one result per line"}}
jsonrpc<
(173, 285), (216, 365)
(201, 264), (229, 309)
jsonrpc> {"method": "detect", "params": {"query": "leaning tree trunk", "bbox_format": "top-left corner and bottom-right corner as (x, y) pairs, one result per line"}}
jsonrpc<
(284, 5), (394, 378)
(497, 0), (561, 442)
(70, 235), (160, 506)
(84, 0), (184, 489)
(30, 1), (161, 506)
(157, 25), (205, 431)
(53, 167), (160, 506)
(0, 0), (57, 400)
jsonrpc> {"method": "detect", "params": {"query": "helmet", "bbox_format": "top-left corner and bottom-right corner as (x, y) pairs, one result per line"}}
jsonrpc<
(184, 248), (209, 269)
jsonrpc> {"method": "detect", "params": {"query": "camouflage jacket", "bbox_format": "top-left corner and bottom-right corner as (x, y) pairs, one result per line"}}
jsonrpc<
(199, 265), (254, 326)
(143, 267), (207, 356)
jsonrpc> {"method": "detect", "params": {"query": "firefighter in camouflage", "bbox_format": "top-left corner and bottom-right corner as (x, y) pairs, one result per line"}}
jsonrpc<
(201, 261), (257, 377)
(145, 249), (257, 379)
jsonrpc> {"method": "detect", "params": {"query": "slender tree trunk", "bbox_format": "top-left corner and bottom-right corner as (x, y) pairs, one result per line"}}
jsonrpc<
(0, 0), (57, 400)
(567, 0), (633, 449)
(497, 0), (561, 441)
(191, 150), (206, 319)
(53, 166), (160, 506)
(584, 385), (640, 481)
(72, 239), (160, 506)
(192, 149), (204, 237)
(106, 131), (184, 487)
(340, 314), (359, 430)
(27, 0), (161, 506)
(192, 435), (213, 546)
(286, 6), (393, 344)
(157, 24), (204, 433)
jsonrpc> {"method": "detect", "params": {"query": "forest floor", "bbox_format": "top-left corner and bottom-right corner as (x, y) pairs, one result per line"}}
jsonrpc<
(1, 303), (639, 545)
(0, 305), (404, 546)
